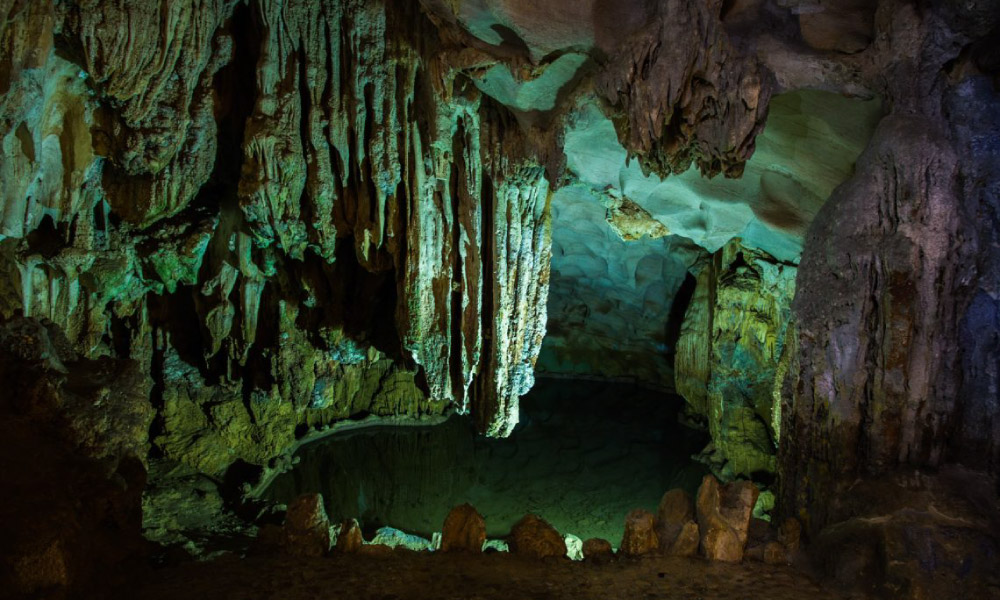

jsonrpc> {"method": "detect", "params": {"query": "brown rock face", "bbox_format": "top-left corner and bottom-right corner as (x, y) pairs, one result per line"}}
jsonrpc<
(335, 519), (364, 554)
(582, 538), (614, 561)
(620, 509), (659, 556)
(509, 514), (565, 559)
(440, 504), (487, 553)
(655, 489), (694, 551)
(279, 494), (331, 557)
(668, 522), (701, 558)
(696, 475), (759, 562)
(596, 0), (771, 179)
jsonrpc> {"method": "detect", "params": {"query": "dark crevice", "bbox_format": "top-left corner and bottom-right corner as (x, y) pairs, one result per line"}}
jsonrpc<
(665, 272), (697, 363)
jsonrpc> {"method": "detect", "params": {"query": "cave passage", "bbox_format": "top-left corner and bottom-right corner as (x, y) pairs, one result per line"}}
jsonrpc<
(262, 378), (709, 545)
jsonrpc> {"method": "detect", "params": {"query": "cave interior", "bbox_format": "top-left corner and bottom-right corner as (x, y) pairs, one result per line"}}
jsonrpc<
(1, 0), (1000, 598)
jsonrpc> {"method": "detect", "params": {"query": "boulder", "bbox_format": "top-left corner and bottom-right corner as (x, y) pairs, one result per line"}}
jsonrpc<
(620, 509), (659, 556)
(656, 489), (694, 550)
(440, 504), (486, 553)
(279, 493), (330, 557)
(695, 475), (759, 562)
(582, 538), (614, 561)
(509, 514), (565, 559)
(668, 521), (700, 557)
(335, 518), (364, 553)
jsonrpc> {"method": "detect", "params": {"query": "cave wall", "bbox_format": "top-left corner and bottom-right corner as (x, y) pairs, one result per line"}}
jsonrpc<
(777, 0), (1000, 533)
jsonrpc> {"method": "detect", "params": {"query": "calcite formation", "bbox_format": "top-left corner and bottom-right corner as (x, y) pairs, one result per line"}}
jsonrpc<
(0, 0), (555, 484)
(2, 0), (1000, 596)
(675, 239), (796, 477)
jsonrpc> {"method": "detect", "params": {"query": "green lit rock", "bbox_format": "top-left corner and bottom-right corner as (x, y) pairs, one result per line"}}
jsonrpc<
(676, 240), (796, 478)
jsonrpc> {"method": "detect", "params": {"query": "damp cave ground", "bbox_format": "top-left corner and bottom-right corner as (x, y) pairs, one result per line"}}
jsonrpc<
(262, 378), (711, 547)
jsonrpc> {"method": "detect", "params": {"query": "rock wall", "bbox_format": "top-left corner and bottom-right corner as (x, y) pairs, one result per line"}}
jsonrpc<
(0, 0), (554, 479)
(778, 0), (1000, 534)
(675, 240), (796, 478)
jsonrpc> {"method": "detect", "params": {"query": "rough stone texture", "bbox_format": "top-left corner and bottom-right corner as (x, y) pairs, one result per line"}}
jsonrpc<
(762, 541), (788, 565)
(508, 514), (565, 559)
(335, 519), (364, 554)
(655, 489), (694, 551)
(808, 468), (1000, 598)
(0, 318), (149, 597)
(778, 518), (801, 553)
(778, 0), (1000, 545)
(2, 0), (1000, 596)
(619, 509), (659, 556)
(0, 0), (558, 498)
(540, 90), (878, 386)
(668, 522), (700, 558)
(581, 538), (613, 561)
(596, 0), (771, 180)
(279, 494), (331, 557)
(695, 475), (759, 562)
(676, 240), (796, 478)
(440, 504), (487, 553)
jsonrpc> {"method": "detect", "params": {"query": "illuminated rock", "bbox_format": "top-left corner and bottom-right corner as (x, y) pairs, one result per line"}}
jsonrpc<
(655, 489), (694, 551)
(440, 504), (487, 553)
(696, 475), (759, 562)
(564, 534), (583, 561)
(509, 514), (565, 559)
(676, 240), (797, 478)
(335, 518), (364, 554)
(278, 493), (331, 557)
(668, 522), (701, 558)
(620, 509), (659, 556)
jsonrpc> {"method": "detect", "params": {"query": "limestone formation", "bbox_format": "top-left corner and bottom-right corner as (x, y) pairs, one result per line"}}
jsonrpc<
(440, 504), (487, 553)
(0, 0), (558, 493)
(675, 240), (796, 477)
(564, 534), (584, 561)
(696, 475), (759, 562)
(596, 0), (771, 179)
(619, 509), (659, 556)
(508, 514), (565, 559)
(1, 0), (999, 596)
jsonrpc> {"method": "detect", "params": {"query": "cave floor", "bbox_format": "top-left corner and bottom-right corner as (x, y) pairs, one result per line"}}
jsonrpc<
(126, 551), (866, 600)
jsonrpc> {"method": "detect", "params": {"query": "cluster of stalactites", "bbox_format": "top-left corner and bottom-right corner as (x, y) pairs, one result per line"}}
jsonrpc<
(0, 0), (553, 437)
